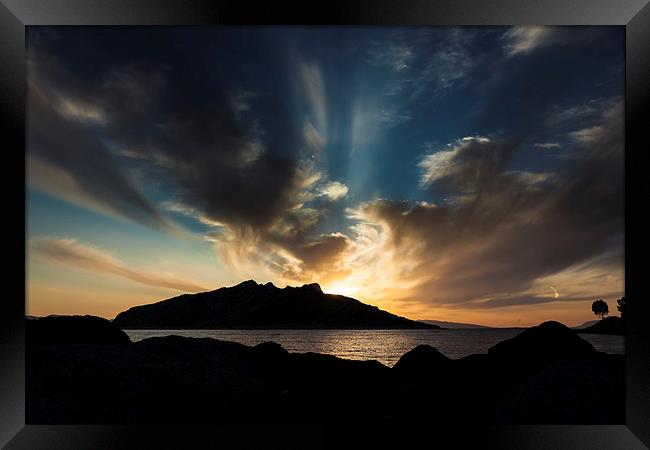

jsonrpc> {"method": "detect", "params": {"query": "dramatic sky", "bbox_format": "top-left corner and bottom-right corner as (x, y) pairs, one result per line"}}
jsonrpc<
(26, 26), (624, 326)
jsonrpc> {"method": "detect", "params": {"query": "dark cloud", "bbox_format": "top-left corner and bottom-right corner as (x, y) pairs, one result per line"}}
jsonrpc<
(282, 233), (352, 281)
(28, 48), (305, 230)
(127, 100), (302, 229)
(353, 107), (623, 307)
(27, 52), (171, 230)
(27, 37), (349, 281)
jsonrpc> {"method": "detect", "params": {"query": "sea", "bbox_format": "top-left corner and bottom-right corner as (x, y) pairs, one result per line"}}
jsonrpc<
(125, 328), (625, 367)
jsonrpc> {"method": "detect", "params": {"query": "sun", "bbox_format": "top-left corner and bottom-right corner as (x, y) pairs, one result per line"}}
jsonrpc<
(323, 281), (361, 298)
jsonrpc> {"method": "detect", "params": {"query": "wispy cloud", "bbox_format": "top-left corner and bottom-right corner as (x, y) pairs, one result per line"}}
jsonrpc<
(548, 104), (599, 124)
(505, 170), (555, 188)
(363, 28), (477, 105)
(318, 181), (349, 201)
(503, 26), (554, 56)
(570, 125), (605, 143)
(375, 108), (413, 128)
(163, 202), (227, 228)
(303, 121), (326, 156)
(230, 88), (258, 118)
(534, 142), (562, 149)
(418, 136), (492, 188)
(409, 29), (475, 100)
(418, 145), (464, 188)
(300, 62), (327, 132)
(547, 98), (620, 125)
(31, 237), (207, 292)
(366, 41), (414, 72)
(56, 97), (107, 124)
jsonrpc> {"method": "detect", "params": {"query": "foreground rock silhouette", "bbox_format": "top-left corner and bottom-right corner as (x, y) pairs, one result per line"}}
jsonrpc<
(488, 320), (598, 388)
(26, 315), (131, 346)
(392, 344), (452, 381)
(112, 280), (437, 329)
(26, 317), (624, 424)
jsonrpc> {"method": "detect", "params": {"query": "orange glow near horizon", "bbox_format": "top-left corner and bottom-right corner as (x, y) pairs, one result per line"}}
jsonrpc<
(26, 228), (624, 329)
(26, 268), (623, 329)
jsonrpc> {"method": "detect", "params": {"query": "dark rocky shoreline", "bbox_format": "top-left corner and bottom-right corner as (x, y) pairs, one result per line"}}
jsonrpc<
(580, 316), (625, 335)
(26, 316), (624, 424)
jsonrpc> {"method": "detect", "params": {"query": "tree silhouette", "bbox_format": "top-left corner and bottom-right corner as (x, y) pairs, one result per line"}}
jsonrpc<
(592, 299), (609, 320)
(617, 296), (626, 320)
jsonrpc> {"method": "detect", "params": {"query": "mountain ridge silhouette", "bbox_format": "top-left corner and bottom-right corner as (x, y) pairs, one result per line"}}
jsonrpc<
(113, 279), (438, 330)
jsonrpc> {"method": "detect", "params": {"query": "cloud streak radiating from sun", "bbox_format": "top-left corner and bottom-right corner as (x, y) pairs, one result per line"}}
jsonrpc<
(31, 238), (207, 293)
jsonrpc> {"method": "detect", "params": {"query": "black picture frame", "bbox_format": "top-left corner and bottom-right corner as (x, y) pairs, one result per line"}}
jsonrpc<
(2, 0), (649, 448)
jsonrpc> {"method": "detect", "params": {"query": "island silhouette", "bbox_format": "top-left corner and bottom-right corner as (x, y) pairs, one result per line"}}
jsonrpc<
(112, 280), (438, 329)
